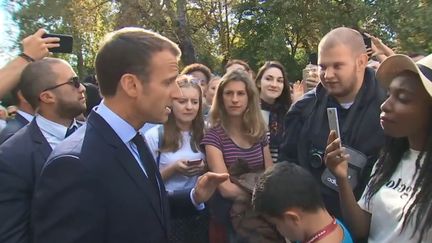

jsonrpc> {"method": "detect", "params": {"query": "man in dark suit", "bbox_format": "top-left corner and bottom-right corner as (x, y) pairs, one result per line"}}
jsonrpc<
(0, 87), (35, 144)
(32, 28), (228, 243)
(0, 57), (87, 243)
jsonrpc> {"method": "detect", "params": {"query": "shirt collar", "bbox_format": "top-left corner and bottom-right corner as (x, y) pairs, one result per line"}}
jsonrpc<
(69, 119), (80, 129)
(35, 114), (68, 141)
(94, 100), (137, 143)
(16, 110), (34, 122)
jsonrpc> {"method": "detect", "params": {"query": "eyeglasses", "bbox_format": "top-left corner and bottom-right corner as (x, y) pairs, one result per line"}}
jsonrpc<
(191, 79), (204, 86)
(43, 77), (81, 92)
(177, 78), (202, 87)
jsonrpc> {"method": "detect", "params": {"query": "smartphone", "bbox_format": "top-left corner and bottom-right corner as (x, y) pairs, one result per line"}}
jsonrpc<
(361, 33), (372, 57)
(327, 108), (341, 144)
(308, 53), (318, 65)
(187, 159), (202, 166)
(42, 33), (73, 53)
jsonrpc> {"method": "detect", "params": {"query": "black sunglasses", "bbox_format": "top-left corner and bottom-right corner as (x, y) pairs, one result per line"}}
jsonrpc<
(43, 77), (81, 92)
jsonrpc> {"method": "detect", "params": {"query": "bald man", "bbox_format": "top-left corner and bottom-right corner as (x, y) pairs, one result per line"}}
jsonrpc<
(279, 27), (386, 222)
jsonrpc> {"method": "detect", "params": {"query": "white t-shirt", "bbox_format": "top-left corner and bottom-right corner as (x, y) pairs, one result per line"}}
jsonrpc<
(144, 125), (204, 193)
(358, 149), (431, 243)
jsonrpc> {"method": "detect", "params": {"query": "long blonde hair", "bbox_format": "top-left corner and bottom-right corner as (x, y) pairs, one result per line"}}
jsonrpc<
(160, 75), (204, 153)
(209, 69), (266, 143)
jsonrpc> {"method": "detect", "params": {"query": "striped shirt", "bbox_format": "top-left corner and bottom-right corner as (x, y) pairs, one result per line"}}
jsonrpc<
(201, 125), (268, 170)
(266, 131), (279, 162)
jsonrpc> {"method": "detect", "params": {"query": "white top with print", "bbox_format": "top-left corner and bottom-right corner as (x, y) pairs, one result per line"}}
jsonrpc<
(358, 149), (431, 243)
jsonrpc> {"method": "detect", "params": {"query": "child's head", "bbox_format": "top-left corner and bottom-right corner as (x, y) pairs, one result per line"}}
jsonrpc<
(252, 162), (325, 240)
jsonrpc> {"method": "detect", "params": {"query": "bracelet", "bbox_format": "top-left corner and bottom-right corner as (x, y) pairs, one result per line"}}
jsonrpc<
(18, 53), (35, 63)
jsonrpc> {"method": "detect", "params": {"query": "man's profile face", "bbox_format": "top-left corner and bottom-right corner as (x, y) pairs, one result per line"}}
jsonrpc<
(136, 50), (180, 124)
(51, 62), (87, 119)
(318, 44), (360, 101)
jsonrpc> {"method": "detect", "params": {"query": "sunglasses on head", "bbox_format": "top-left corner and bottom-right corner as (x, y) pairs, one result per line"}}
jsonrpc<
(43, 77), (81, 92)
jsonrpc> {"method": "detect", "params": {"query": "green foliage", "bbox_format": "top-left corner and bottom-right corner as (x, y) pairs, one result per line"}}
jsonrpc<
(13, 0), (115, 77)
(10, 0), (432, 80)
(368, 0), (432, 54)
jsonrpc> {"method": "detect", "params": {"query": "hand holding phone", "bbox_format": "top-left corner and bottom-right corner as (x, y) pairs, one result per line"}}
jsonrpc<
(361, 33), (372, 57)
(42, 33), (73, 53)
(327, 108), (341, 147)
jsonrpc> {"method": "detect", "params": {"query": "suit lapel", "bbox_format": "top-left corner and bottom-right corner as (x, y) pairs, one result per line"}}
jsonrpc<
(87, 112), (167, 231)
(28, 120), (52, 182)
(15, 113), (30, 126)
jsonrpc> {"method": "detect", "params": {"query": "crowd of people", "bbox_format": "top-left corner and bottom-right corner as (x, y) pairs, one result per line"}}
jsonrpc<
(0, 25), (431, 243)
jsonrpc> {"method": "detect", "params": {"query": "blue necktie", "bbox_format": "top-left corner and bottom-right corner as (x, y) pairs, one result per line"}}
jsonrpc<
(131, 133), (161, 199)
(65, 125), (77, 138)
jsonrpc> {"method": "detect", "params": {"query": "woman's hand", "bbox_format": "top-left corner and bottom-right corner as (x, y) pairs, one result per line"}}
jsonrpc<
(364, 33), (394, 62)
(324, 130), (350, 181)
(292, 80), (305, 103)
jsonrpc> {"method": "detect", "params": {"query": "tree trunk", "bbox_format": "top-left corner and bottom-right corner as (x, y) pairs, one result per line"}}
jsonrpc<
(176, 0), (196, 65)
(76, 47), (85, 78)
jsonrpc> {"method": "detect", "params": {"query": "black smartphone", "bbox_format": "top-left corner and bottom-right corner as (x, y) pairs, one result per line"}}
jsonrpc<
(363, 36), (372, 50)
(42, 33), (73, 53)
(361, 33), (372, 57)
(308, 53), (318, 65)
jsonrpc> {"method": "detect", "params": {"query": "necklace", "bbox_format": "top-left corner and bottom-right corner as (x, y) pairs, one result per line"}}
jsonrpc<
(304, 217), (338, 243)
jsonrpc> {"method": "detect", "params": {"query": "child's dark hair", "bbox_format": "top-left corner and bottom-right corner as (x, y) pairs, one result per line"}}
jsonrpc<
(252, 162), (325, 217)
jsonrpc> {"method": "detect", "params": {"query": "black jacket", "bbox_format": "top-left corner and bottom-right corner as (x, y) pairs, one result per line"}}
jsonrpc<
(32, 111), (197, 243)
(279, 67), (386, 219)
(0, 119), (51, 243)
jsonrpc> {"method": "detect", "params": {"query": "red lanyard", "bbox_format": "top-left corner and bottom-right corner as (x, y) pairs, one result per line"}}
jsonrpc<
(304, 217), (338, 243)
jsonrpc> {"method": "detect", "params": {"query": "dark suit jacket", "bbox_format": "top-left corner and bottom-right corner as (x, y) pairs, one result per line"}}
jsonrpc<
(32, 111), (197, 243)
(0, 119), (52, 243)
(0, 113), (30, 144)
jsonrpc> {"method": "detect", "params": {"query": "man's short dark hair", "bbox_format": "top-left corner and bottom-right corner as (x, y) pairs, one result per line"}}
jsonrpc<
(83, 83), (102, 117)
(10, 86), (20, 106)
(252, 162), (325, 217)
(19, 58), (62, 109)
(95, 27), (181, 97)
(180, 63), (212, 84)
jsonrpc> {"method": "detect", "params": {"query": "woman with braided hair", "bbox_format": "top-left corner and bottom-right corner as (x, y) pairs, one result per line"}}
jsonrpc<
(325, 54), (432, 242)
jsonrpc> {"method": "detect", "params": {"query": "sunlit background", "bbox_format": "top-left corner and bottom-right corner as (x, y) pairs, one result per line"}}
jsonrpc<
(0, 0), (19, 68)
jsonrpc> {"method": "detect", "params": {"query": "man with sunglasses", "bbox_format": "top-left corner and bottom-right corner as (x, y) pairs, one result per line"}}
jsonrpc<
(0, 57), (86, 243)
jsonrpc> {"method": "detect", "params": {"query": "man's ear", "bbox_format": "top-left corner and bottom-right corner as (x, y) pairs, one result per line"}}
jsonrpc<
(356, 53), (369, 70)
(39, 91), (56, 104)
(119, 73), (139, 98)
(282, 209), (301, 225)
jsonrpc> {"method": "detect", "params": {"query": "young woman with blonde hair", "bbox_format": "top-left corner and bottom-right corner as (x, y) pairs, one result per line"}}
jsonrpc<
(145, 74), (207, 243)
(201, 69), (278, 242)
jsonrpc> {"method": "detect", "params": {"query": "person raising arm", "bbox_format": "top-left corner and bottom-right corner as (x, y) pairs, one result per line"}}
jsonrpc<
(0, 29), (59, 98)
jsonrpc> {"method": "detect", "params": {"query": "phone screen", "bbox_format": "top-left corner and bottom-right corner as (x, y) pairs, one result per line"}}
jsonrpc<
(42, 33), (73, 53)
(327, 108), (341, 144)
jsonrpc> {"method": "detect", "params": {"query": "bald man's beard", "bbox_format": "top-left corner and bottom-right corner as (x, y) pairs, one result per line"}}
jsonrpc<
(56, 98), (87, 121)
(324, 67), (360, 101)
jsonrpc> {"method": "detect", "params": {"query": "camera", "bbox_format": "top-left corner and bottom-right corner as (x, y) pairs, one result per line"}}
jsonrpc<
(309, 148), (324, 169)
